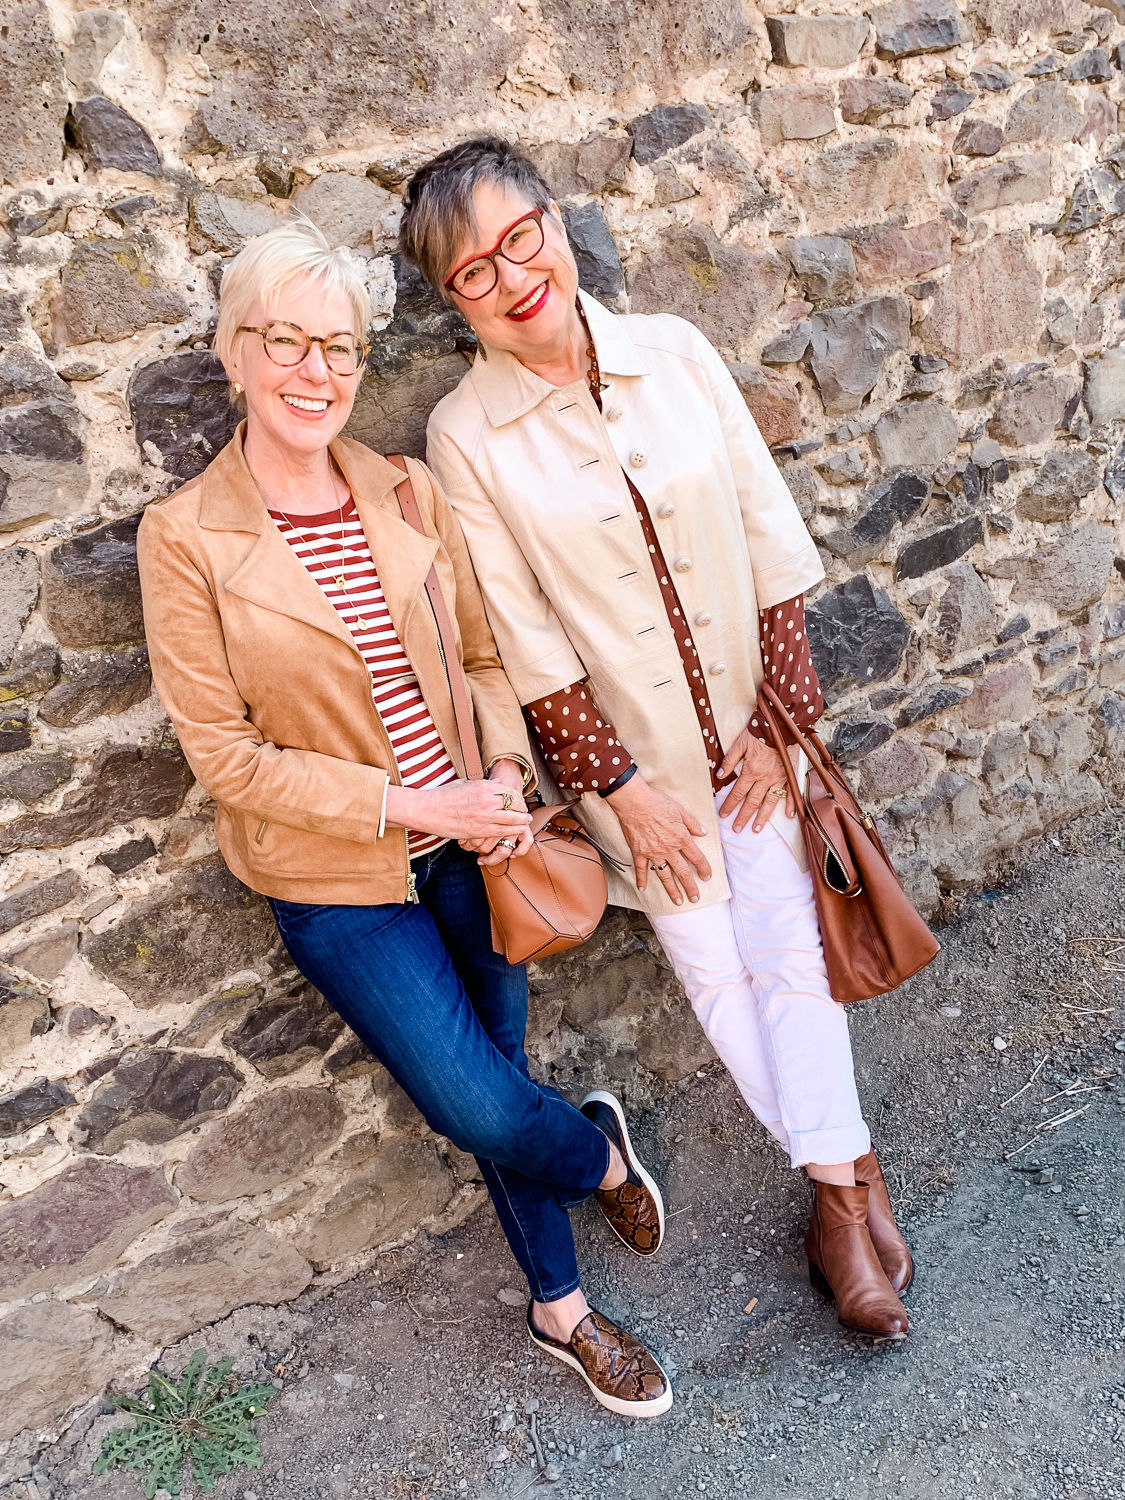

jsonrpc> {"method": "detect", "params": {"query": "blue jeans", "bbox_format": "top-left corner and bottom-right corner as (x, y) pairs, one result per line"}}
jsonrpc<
(269, 841), (609, 1302)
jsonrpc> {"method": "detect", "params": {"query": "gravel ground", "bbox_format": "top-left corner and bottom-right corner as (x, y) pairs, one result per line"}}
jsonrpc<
(27, 810), (1125, 1500)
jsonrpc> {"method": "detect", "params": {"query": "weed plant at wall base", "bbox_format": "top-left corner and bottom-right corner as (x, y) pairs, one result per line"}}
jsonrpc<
(92, 1349), (278, 1498)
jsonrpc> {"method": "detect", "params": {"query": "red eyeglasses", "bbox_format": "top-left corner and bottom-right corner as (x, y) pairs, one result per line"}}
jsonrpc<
(444, 209), (546, 300)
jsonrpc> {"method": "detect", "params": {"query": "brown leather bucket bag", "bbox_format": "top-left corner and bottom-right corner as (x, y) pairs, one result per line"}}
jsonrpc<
(390, 457), (609, 965)
(757, 681), (940, 1003)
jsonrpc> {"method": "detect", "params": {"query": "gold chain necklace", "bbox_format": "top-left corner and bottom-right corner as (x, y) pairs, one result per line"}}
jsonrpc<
(273, 481), (373, 632)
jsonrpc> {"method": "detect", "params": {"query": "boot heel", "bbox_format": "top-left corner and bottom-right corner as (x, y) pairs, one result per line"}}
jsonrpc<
(808, 1260), (834, 1302)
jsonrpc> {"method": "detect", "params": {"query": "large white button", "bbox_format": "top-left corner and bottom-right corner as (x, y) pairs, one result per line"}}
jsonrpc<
(673, 556), (692, 574)
(708, 661), (727, 676)
(629, 449), (647, 468)
(604, 405), (622, 422)
(694, 610), (712, 627)
(657, 502), (676, 519)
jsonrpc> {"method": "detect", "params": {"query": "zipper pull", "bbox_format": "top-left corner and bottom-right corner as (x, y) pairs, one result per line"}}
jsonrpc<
(406, 872), (419, 905)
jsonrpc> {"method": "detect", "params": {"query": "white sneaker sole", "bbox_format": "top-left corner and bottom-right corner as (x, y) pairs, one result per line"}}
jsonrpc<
(528, 1325), (674, 1418)
(581, 1087), (666, 1256)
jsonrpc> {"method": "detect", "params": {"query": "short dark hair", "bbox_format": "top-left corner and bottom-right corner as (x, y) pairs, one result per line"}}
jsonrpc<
(398, 136), (553, 296)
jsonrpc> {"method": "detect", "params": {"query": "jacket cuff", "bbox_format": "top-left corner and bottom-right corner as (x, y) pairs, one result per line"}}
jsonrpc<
(753, 542), (826, 611)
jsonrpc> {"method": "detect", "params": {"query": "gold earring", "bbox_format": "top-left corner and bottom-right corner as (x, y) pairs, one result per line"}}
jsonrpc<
(231, 382), (243, 395)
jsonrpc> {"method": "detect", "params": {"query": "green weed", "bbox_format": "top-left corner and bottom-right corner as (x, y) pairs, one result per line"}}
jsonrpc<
(92, 1348), (278, 1498)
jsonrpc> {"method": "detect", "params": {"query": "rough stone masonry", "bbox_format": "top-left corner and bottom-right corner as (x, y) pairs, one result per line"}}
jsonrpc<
(1, 0), (1125, 1449)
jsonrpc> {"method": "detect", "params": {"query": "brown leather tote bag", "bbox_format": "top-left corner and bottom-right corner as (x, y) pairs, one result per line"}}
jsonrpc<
(389, 457), (610, 965)
(757, 681), (940, 1003)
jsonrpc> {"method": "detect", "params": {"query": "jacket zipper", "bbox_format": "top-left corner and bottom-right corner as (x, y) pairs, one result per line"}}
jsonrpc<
(406, 871), (419, 905)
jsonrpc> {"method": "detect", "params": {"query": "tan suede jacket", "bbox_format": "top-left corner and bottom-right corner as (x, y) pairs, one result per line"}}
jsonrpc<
(137, 425), (534, 905)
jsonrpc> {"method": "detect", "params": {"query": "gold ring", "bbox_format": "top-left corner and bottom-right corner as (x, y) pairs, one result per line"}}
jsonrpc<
(500, 790), (514, 810)
(768, 784), (786, 799)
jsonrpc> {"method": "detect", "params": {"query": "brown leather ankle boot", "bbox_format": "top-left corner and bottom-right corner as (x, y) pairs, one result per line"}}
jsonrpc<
(805, 1181), (909, 1342)
(854, 1147), (914, 1294)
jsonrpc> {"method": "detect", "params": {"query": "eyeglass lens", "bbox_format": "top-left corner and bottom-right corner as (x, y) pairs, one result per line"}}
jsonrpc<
(263, 322), (365, 373)
(451, 215), (545, 299)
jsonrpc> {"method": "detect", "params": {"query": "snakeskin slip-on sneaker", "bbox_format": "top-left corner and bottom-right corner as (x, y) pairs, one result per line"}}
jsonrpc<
(580, 1088), (665, 1256)
(527, 1304), (673, 1418)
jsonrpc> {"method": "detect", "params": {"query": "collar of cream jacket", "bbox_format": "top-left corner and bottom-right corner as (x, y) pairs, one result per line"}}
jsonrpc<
(466, 290), (647, 427)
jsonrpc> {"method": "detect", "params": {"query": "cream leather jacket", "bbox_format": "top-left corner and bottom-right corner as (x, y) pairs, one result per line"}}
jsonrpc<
(427, 292), (824, 916)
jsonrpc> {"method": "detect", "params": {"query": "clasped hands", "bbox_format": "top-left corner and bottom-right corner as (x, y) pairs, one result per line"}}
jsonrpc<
(608, 724), (799, 906)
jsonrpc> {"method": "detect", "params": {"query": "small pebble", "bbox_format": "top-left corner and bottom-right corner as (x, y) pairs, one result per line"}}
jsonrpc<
(496, 1411), (516, 1433)
(1031, 1169), (1054, 1185)
(488, 1445), (510, 1466)
(940, 1005), (962, 1019)
(524, 1397), (539, 1414)
(332, 1373), (355, 1389)
(993, 1036), (1009, 1051)
(731, 1271), (747, 1287)
(602, 1443), (624, 1468)
(497, 1288), (525, 1307)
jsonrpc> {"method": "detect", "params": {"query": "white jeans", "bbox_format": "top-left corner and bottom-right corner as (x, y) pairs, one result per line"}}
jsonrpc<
(650, 791), (871, 1169)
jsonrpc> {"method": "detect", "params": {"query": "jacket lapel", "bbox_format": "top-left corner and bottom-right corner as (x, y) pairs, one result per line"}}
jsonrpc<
(201, 426), (435, 653)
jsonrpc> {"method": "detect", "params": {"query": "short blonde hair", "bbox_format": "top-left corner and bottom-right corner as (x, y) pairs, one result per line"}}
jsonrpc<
(214, 217), (371, 370)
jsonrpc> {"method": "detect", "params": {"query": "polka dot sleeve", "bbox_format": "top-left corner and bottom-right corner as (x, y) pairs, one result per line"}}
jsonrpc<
(525, 681), (636, 796)
(747, 595), (824, 743)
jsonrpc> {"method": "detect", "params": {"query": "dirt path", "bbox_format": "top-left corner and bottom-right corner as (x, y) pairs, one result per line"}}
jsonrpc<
(31, 812), (1125, 1500)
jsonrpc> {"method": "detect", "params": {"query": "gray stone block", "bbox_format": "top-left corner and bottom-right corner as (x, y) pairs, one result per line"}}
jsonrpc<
(68, 95), (160, 173)
(83, 854), (274, 1007)
(895, 515), (984, 580)
(873, 398), (959, 472)
(872, 0), (964, 57)
(0, 870), (84, 937)
(806, 573), (910, 693)
(808, 296), (911, 414)
(73, 1047), (245, 1154)
(628, 103), (710, 164)
(0, 1077), (75, 1137)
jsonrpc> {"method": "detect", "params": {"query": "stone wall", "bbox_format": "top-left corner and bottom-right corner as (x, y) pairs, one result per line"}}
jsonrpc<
(3, 0), (1125, 1449)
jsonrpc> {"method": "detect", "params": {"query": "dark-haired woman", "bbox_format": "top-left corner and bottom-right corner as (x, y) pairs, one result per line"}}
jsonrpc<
(402, 137), (914, 1343)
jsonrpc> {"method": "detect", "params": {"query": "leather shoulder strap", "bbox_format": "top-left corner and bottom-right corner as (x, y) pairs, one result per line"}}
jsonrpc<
(387, 455), (484, 780)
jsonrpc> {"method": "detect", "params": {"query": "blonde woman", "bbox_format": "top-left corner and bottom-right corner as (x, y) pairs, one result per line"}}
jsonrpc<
(137, 219), (672, 1416)
(403, 139), (914, 1343)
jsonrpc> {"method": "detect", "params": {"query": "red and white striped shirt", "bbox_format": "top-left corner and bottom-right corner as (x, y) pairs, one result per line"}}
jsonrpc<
(270, 496), (457, 858)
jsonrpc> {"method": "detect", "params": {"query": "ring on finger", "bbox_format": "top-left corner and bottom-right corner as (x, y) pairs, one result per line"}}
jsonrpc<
(651, 860), (669, 871)
(768, 783), (786, 799)
(498, 789), (514, 811)
(497, 837), (518, 849)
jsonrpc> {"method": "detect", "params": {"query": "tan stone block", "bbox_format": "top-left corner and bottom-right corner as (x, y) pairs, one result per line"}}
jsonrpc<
(0, 973), (51, 1055)
(293, 1137), (453, 1270)
(920, 232), (1043, 366)
(82, 1222), (312, 1345)
(730, 366), (803, 449)
(756, 86), (837, 148)
(1004, 82), (1084, 144)
(963, 662), (1036, 728)
(0, 1158), (177, 1303)
(967, 0), (1088, 44)
(635, 991), (715, 1081)
(175, 1086), (346, 1201)
(794, 138), (947, 221)
(847, 219), (952, 286)
(952, 154), (1052, 214)
(628, 225), (788, 350)
(0, 1300), (113, 1443)
(766, 15), (870, 68)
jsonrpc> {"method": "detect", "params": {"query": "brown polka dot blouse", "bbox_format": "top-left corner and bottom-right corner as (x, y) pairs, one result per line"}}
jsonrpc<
(524, 479), (824, 798)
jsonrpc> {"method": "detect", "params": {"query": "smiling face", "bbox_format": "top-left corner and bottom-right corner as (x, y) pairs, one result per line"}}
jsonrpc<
(226, 276), (362, 464)
(447, 178), (581, 362)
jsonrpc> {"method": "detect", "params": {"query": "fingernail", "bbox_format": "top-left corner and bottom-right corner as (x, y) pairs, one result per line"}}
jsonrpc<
(674, 898), (682, 906)
(690, 896), (699, 903)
